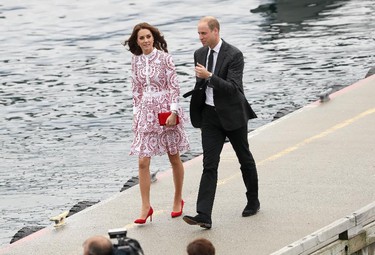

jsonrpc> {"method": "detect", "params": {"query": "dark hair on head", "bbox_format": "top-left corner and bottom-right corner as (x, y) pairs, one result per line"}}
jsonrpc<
(187, 238), (215, 255)
(123, 22), (168, 55)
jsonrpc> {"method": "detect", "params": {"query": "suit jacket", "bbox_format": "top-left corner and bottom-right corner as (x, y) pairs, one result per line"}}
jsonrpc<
(189, 40), (257, 131)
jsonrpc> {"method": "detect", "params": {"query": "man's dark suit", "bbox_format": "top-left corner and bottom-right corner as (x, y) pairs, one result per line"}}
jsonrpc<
(188, 39), (259, 219)
(190, 40), (257, 129)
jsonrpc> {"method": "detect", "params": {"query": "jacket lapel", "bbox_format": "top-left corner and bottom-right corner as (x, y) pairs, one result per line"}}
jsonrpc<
(214, 40), (227, 76)
(199, 48), (210, 68)
(195, 48), (210, 87)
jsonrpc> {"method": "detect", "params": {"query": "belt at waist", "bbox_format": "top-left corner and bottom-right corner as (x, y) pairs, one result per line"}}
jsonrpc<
(143, 91), (167, 97)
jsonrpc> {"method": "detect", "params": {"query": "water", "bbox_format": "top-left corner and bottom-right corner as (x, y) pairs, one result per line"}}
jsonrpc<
(0, 0), (374, 246)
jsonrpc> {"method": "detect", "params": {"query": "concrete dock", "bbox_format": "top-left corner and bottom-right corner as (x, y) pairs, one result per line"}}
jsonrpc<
(1, 74), (374, 255)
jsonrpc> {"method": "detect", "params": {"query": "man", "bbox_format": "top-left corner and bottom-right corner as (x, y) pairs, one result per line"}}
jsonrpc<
(183, 16), (259, 229)
(83, 236), (113, 255)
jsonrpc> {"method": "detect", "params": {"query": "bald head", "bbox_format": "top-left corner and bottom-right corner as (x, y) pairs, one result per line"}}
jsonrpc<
(83, 236), (113, 255)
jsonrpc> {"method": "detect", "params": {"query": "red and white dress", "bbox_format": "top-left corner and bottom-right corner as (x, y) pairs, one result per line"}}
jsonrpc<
(129, 48), (190, 157)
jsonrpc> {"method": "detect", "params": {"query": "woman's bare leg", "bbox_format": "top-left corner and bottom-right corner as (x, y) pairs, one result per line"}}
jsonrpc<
(168, 152), (184, 212)
(138, 156), (151, 218)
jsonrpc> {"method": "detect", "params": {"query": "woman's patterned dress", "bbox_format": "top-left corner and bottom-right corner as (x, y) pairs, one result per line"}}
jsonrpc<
(129, 48), (190, 157)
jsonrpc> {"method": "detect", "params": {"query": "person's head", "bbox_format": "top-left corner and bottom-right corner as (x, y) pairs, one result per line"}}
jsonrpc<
(83, 236), (113, 255)
(123, 22), (168, 55)
(187, 238), (215, 255)
(197, 16), (220, 49)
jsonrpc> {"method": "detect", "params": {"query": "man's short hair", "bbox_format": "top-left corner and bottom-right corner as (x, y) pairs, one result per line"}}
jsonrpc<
(201, 16), (220, 32)
(187, 238), (215, 255)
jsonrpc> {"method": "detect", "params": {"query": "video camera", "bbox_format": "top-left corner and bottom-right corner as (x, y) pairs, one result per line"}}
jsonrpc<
(108, 228), (144, 255)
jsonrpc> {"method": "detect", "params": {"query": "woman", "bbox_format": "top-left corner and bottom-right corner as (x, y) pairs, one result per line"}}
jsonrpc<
(123, 22), (190, 224)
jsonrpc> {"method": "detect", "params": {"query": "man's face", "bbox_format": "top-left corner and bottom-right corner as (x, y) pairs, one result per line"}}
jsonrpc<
(197, 21), (218, 48)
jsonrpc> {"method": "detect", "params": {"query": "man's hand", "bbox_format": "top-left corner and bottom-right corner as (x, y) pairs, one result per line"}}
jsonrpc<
(195, 63), (211, 79)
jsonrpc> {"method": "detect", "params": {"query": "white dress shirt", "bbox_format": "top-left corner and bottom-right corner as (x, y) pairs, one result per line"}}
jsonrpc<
(205, 39), (223, 106)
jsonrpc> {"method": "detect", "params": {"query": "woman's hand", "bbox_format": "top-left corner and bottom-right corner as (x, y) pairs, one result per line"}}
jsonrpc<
(166, 112), (178, 126)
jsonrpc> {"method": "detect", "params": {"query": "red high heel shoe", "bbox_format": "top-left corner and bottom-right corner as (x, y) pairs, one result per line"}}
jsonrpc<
(134, 207), (153, 224)
(171, 200), (184, 218)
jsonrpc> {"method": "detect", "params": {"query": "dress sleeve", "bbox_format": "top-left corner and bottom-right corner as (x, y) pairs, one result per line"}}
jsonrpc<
(164, 53), (180, 111)
(131, 55), (142, 114)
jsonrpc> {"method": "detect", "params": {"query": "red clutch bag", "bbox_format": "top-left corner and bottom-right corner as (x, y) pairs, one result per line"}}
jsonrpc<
(158, 112), (179, 126)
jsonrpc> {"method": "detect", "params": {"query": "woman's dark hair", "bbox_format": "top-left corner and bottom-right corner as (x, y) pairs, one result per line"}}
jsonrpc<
(123, 22), (168, 55)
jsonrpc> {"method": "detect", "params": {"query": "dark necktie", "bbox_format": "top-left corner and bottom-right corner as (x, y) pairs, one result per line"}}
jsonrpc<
(207, 49), (214, 72)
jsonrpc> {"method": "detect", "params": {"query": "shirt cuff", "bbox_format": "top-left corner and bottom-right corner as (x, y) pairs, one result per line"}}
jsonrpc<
(170, 103), (178, 111)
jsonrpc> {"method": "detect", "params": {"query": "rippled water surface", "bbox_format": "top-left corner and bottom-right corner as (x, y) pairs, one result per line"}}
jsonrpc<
(0, 0), (374, 246)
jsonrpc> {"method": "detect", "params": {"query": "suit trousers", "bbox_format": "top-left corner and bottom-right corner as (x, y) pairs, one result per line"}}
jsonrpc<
(197, 105), (259, 218)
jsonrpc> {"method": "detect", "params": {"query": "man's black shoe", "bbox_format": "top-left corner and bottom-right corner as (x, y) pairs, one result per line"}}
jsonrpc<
(242, 202), (260, 217)
(183, 214), (212, 229)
